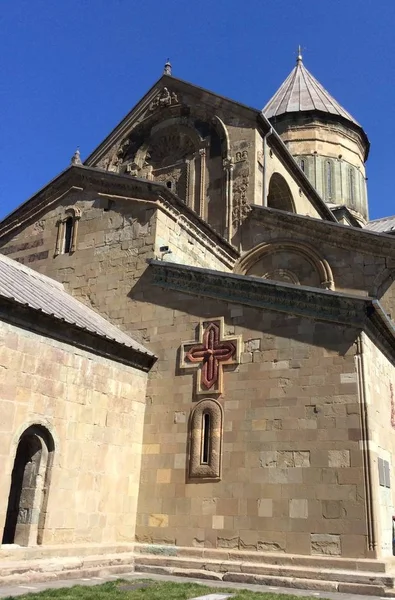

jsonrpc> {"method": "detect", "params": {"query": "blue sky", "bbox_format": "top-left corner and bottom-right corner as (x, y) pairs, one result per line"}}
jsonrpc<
(1, 0), (394, 221)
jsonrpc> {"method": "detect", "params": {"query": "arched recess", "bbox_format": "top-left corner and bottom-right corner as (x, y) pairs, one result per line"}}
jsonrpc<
(123, 120), (205, 213)
(267, 173), (296, 213)
(188, 398), (223, 481)
(235, 240), (335, 290)
(2, 425), (54, 546)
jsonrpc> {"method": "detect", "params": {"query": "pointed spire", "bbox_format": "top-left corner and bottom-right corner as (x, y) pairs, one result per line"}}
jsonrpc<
(263, 53), (360, 127)
(163, 58), (172, 76)
(71, 148), (82, 166)
(296, 45), (303, 65)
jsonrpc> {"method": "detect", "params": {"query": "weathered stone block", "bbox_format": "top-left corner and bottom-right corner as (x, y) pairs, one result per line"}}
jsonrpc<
(311, 533), (341, 555)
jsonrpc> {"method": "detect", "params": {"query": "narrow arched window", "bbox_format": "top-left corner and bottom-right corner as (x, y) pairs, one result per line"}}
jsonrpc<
(54, 207), (81, 257)
(300, 159), (305, 173)
(188, 399), (222, 480)
(326, 160), (333, 199)
(63, 217), (73, 254)
(349, 168), (355, 205)
(201, 413), (210, 464)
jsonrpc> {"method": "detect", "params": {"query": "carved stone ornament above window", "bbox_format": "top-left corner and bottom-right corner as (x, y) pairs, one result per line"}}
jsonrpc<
(188, 398), (223, 481)
(180, 318), (241, 395)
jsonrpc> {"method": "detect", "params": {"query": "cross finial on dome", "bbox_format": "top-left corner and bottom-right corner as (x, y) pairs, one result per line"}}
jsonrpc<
(164, 58), (172, 76)
(297, 45), (303, 64)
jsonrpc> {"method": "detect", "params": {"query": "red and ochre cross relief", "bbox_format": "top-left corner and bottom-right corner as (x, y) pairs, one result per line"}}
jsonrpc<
(180, 318), (241, 394)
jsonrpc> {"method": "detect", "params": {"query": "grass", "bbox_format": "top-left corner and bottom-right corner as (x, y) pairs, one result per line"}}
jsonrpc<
(2, 579), (327, 600)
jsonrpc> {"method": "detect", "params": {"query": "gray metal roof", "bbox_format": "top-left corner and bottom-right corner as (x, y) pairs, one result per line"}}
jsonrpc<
(365, 215), (395, 234)
(263, 56), (360, 126)
(0, 252), (153, 357)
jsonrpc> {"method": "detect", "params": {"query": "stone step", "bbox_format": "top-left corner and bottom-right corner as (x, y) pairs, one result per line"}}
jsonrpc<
(0, 553), (136, 587)
(0, 542), (134, 561)
(133, 542), (388, 573)
(135, 553), (395, 587)
(135, 563), (395, 597)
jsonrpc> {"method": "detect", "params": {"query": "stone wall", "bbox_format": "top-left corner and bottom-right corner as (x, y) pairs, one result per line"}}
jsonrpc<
(0, 318), (147, 545)
(0, 190), (234, 325)
(128, 279), (368, 557)
(362, 333), (395, 556)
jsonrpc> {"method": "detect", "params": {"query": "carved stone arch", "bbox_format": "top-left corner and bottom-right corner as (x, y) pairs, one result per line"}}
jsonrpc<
(2, 424), (55, 546)
(267, 173), (296, 213)
(188, 398), (223, 481)
(124, 119), (206, 212)
(55, 206), (81, 256)
(134, 119), (203, 168)
(9, 420), (59, 464)
(235, 240), (335, 290)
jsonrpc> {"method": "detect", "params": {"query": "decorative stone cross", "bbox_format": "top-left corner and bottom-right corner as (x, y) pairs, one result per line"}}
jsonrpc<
(180, 318), (241, 394)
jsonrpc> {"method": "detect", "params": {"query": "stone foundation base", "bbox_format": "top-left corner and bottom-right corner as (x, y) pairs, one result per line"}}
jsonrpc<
(2, 542), (395, 597)
(0, 543), (135, 586)
(134, 543), (395, 597)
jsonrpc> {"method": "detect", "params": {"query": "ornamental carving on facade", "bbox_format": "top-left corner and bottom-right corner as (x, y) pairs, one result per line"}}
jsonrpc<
(180, 318), (241, 394)
(232, 168), (251, 227)
(149, 87), (180, 111)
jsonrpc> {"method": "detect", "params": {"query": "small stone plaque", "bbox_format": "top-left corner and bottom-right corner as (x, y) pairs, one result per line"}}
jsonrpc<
(189, 595), (234, 600)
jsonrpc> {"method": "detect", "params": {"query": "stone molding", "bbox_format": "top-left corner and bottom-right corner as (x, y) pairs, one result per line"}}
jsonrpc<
(235, 239), (335, 290)
(149, 260), (395, 363)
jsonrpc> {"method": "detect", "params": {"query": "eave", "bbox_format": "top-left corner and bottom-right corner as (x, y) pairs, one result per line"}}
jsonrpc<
(0, 296), (156, 372)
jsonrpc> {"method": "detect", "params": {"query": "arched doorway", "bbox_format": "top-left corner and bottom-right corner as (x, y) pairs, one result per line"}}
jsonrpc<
(2, 425), (54, 546)
(267, 173), (296, 212)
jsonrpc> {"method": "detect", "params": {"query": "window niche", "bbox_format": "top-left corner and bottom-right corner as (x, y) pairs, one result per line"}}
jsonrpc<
(188, 398), (223, 481)
(55, 207), (81, 256)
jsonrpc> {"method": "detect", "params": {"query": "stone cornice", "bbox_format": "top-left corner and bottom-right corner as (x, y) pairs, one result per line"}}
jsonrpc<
(0, 166), (238, 269)
(248, 205), (395, 259)
(0, 296), (156, 372)
(149, 260), (395, 363)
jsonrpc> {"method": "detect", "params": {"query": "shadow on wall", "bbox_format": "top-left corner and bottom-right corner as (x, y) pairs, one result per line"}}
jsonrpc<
(267, 173), (296, 213)
(128, 267), (359, 358)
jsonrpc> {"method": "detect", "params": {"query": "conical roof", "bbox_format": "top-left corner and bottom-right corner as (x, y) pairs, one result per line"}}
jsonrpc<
(263, 53), (360, 127)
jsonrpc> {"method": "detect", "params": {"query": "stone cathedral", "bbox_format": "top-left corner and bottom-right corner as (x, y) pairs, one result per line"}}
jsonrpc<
(1, 53), (395, 593)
